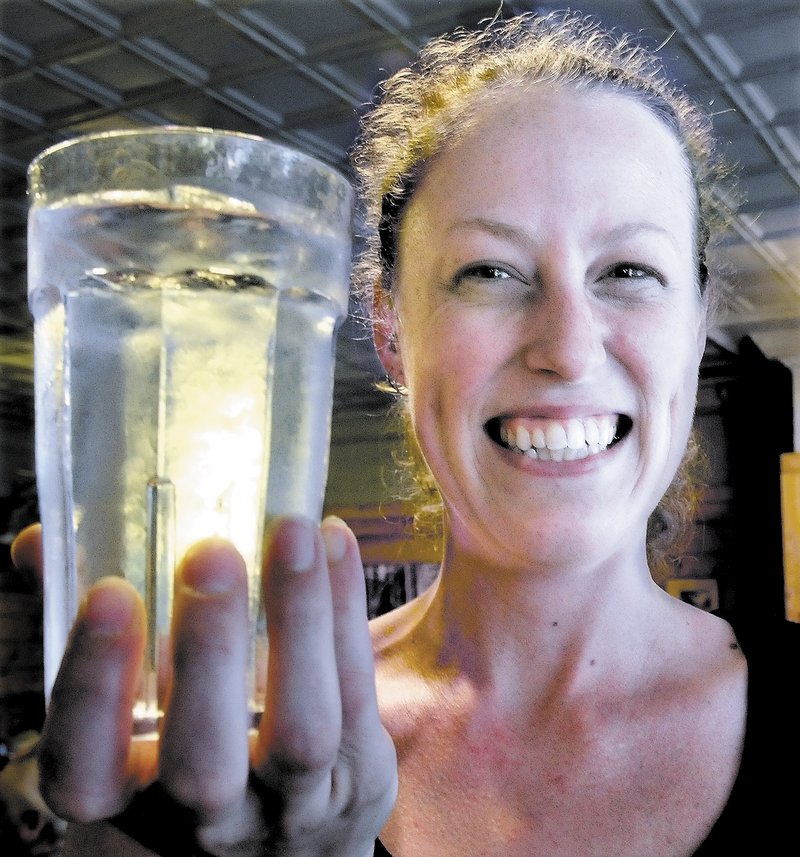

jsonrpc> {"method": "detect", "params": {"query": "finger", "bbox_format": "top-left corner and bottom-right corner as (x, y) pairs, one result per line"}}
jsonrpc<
(322, 517), (382, 730)
(38, 577), (146, 822)
(159, 539), (251, 821)
(255, 517), (341, 796)
(10, 523), (43, 587)
(322, 517), (398, 816)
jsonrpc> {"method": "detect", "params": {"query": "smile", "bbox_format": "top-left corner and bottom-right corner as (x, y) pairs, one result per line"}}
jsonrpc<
(488, 414), (631, 461)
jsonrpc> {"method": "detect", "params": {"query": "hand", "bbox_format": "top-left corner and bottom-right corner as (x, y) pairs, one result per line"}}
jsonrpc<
(12, 517), (397, 856)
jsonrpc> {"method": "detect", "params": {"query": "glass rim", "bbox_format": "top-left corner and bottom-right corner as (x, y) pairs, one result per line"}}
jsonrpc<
(27, 124), (349, 185)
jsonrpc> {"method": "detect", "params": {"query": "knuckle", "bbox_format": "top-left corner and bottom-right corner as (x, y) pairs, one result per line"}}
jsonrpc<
(38, 744), (125, 821)
(39, 780), (120, 824)
(171, 636), (239, 675)
(163, 768), (243, 816)
(267, 593), (321, 633)
(347, 733), (398, 805)
(267, 744), (333, 779)
(265, 714), (341, 775)
(49, 641), (133, 707)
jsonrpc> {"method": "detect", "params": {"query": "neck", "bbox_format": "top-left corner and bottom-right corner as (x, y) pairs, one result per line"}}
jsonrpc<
(411, 537), (668, 712)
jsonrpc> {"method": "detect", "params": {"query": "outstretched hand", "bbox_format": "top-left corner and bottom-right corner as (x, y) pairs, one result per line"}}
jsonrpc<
(12, 517), (397, 857)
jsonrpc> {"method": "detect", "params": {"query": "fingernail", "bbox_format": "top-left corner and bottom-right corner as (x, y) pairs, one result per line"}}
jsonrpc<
(280, 517), (316, 573)
(322, 516), (348, 564)
(10, 524), (41, 572)
(180, 539), (244, 594)
(82, 579), (137, 637)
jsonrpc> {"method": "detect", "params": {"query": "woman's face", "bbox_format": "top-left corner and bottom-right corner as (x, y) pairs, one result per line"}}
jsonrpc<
(381, 85), (707, 572)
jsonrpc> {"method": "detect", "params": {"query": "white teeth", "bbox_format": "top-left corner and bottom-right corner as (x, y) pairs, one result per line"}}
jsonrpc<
(515, 425), (532, 451)
(566, 418), (585, 449)
(530, 426), (546, 447)
(498, 414), (623, 459)
(599, 416), (616, 446)
(545, 422), (568, 450)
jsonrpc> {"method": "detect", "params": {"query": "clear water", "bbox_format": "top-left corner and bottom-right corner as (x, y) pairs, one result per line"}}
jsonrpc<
(29, 198), (347, 731)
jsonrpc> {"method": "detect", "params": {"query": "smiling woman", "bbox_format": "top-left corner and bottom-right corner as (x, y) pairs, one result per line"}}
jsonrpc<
(371, 85), (706, 579)
(19, 9), (800, 857)
(351, 11), (797, 857)
(354, 15), (726, 582)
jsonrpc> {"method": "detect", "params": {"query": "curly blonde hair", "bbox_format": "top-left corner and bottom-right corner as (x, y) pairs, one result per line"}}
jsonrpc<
(349, 10), (733, 574)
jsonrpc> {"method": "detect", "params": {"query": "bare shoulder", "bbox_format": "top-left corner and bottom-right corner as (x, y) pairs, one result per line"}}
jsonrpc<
(370, 593), (750, 857)
(369, 584), (438, 663)
(647, 593), (748, 749)
(660, 592), (746, 678)
(369, 587), (451, 740)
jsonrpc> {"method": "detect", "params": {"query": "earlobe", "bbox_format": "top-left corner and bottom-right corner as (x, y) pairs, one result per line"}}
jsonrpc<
(372, 280), (405, 384)
(696, 312), (708, 361)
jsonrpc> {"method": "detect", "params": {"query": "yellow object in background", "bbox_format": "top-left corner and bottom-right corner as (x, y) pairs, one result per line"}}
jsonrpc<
(782, 452), (800, 622)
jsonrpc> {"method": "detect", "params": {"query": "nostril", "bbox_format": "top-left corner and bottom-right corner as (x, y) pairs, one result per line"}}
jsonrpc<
(523, 312), (606, 380)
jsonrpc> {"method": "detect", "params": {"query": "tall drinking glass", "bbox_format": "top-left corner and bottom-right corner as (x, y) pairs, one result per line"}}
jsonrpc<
(27, 127), (354, 735)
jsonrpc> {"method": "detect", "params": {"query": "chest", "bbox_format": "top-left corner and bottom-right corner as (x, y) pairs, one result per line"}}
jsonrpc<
(380, 695), (744, 857)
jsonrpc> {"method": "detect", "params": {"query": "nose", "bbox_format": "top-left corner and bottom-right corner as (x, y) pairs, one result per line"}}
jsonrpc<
(522, 284), (607, 381)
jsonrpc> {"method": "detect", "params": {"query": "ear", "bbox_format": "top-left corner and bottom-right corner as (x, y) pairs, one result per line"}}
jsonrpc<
(372, 277), (405, 385)
(695, 306), (708, 361)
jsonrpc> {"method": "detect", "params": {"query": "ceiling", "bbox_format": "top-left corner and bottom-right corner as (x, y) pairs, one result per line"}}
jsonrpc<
(1, 0), (799, 493)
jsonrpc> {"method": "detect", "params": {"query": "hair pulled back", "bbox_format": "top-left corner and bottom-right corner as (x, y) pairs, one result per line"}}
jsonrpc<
(349, 10), (734, 578)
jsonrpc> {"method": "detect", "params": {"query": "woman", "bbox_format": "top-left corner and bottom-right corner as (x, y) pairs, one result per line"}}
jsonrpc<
(12, 10), (800, 857)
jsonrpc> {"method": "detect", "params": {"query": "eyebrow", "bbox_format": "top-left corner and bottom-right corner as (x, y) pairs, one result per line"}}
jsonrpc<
(446, 217), (679, 250)
(603, 221), (677, 246)
(445, 217), (538, 243)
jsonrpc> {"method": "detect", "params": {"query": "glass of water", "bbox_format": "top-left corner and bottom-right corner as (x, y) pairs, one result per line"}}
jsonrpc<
(27, 127), (354, 735)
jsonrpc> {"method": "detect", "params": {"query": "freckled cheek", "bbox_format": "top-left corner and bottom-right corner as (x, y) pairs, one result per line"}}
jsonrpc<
(404, 329), (495, 457)
(405, 312), (498, 387)
(653, 346), (701, 443)
(409, 348), (486, 422)
(617, 333), (699, 448)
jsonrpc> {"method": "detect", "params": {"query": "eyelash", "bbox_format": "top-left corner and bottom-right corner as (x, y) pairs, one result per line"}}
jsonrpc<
(604, 263), (663, 284)
(452, 263), (522, 287)
(453, 261), (664, 287)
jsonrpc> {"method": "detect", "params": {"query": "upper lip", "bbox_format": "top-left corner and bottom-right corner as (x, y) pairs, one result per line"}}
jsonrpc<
(489, 406), (627, 422)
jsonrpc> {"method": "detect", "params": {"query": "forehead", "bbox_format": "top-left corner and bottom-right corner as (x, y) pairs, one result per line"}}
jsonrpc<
(404, 85), (696, 242)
